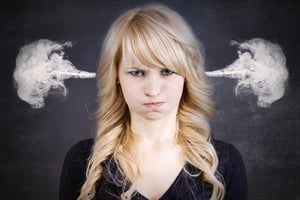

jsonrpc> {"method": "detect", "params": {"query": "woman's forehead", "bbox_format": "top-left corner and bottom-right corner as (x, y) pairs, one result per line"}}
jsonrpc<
(120, 49), (162, 70)
(121, 43), (159, 67)
(119, 28), (184, 74)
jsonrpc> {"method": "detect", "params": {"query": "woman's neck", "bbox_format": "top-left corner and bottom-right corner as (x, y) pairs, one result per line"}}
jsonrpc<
(130, 110), (178, 144)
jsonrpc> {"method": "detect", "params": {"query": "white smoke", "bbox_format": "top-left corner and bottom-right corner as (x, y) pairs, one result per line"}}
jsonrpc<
(13, 39), (96, 109)
(206, 38), (289, 107)
(14, 38), (288, 109)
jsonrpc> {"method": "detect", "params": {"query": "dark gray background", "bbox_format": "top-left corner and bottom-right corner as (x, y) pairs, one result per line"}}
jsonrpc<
(1, 0), (299, 199)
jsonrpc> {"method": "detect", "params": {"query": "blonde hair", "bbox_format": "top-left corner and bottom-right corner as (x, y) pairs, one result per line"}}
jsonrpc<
(78, 4), (224, 200)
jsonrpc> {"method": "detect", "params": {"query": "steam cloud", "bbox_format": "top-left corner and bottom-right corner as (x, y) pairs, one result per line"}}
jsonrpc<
(206, 38), (289, 107)
(13, 38), (288, 109)
(13, 39), (96, 108)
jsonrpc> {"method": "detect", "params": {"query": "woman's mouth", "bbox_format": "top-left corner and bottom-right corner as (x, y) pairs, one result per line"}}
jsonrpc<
(144, 102), (164, 108)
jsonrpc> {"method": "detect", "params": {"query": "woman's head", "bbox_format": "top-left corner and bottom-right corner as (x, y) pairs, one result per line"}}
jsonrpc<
(97, 3), (213, 123)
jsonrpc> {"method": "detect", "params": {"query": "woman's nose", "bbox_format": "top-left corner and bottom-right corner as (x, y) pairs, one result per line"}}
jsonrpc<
(144, 75), (161, 97)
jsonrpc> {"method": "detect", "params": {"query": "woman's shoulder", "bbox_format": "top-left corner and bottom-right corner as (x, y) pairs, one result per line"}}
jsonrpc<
(212, 139), (248, 199)
(59, 139), (94, 199)
(211, 139), (244, 163)
(211, 138), (246, 178)
(69, 138), (94, 152)
(64, 138), (94, 165)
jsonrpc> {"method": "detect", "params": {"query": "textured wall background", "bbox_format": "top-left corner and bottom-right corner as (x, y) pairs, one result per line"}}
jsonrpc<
(1, 0), (299, 199)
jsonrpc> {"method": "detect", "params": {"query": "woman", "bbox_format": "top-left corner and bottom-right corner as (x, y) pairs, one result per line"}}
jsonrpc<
(59, 4), (247, 200)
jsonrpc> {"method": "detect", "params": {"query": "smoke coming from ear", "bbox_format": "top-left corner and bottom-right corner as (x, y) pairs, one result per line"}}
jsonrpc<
(14, 38), (288, 109)
(206, 38), (289, 107)
(13, 39), (96, 108)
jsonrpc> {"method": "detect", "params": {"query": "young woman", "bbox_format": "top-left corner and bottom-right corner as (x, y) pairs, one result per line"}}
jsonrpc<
(59, 4), (247, 200)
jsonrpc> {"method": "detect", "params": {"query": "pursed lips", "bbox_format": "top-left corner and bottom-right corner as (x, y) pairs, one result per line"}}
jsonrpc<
(143, 102), (164, 108)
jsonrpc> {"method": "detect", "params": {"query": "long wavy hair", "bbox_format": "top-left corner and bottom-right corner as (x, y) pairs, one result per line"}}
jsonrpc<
(78, 4), (224, 200)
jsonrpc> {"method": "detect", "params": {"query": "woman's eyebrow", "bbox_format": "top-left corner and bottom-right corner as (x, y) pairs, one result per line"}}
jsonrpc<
(126, 65), (147, 70)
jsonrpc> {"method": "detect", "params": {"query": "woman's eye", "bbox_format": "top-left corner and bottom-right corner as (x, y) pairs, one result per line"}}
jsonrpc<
(130, 71), (144, 77)
(161, 69), (174, 76)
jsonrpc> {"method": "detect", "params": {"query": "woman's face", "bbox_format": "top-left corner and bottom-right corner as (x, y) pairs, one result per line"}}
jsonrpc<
(118, 51), (184, 121)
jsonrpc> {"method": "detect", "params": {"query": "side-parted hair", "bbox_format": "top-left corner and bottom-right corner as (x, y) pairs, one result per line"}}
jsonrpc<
(78, 4), (224, 200)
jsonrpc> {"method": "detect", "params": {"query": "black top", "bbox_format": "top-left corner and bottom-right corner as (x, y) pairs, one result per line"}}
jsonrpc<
(59, 139), (247, 200)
